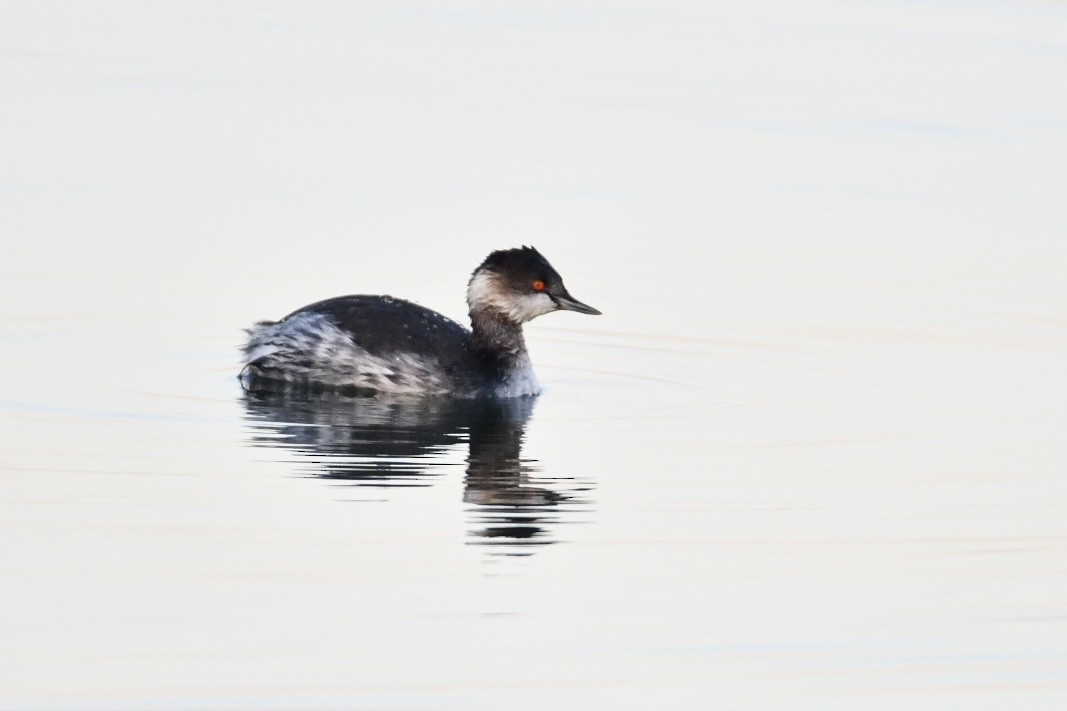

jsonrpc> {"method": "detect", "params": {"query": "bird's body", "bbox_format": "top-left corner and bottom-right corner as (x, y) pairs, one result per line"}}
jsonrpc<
(240, 247), (599, 398)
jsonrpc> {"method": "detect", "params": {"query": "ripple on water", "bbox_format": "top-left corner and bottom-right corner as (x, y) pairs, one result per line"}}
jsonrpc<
(240, 391), (594, 556)
(233, 323), (860, 560)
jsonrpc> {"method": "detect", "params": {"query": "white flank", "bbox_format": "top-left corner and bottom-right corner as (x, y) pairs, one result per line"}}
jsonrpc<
(242, 313), (453, 395)
(493, 353), (542, 397)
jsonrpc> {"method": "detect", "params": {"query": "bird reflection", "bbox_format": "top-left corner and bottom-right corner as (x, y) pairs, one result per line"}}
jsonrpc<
(241, 392), (590, 554)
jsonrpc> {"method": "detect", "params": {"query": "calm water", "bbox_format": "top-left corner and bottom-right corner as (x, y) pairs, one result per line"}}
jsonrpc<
(3, 2), (1067, 708)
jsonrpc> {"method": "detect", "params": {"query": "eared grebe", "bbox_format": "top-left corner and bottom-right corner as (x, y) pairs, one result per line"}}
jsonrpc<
(240, 246), (600, 398)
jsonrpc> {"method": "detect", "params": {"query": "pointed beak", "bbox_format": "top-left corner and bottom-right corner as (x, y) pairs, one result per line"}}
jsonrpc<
(553, 288), (602, 315)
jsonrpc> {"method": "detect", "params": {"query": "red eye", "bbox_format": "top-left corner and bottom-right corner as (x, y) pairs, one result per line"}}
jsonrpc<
(532, 280), (545, 292)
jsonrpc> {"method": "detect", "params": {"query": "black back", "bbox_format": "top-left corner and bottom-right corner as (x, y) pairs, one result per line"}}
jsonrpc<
(288, 294), (476, 371)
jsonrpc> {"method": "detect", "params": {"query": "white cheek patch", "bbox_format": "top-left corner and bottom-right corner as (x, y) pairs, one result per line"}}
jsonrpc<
(467, 272), (557, 323)
(511, 292), (556, 322)
(467, 272), (504, 312)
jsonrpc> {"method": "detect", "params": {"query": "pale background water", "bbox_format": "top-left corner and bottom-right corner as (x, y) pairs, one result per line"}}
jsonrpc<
(2, 1), (1066, 708)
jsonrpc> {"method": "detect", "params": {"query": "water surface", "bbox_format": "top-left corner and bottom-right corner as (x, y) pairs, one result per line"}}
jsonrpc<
(2, 2), (1066, 709)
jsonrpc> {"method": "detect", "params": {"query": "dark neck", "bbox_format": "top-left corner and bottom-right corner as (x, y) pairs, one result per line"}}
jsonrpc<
(469, 308), (528, 359)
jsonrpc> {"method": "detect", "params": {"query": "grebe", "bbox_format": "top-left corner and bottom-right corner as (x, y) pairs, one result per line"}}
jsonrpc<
(239, 246), (600, 397)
